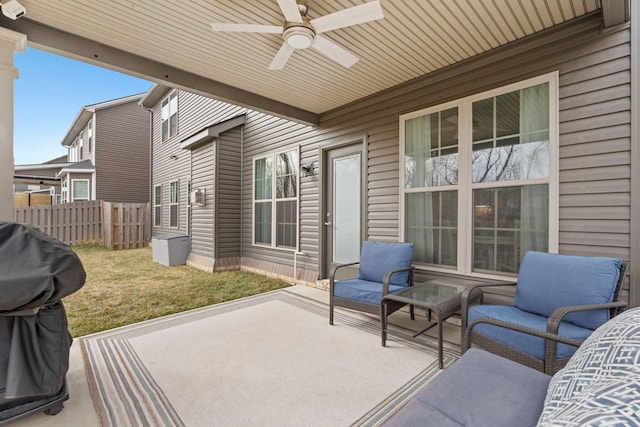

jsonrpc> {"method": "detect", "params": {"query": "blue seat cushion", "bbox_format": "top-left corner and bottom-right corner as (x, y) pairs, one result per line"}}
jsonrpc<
(513, 251), (621, 330)
(383, 348), (551, 427)
(468, 305), (594, 360)
(333, 279), (408, 305)
(357, 241), (414, 286)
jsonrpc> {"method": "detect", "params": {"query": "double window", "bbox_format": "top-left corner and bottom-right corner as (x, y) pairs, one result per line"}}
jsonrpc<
(161, 91), (178, 141)
(254, 150), (298, 249)
(401, 73), (558, 276)
(169, 181), (179, 228)
(154, 185), (162, 226)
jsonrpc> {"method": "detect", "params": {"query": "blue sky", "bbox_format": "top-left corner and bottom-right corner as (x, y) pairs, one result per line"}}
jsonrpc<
(14, 48), (153, 165)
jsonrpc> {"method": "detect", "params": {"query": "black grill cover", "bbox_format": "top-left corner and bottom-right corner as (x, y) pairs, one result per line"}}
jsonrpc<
(0, 222), (85, 400)
(0, 222), (86, 313)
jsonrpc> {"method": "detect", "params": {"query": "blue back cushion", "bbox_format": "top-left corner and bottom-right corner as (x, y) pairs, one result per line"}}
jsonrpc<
(357, 241), (414, 286)
(513, 251), (621, 330)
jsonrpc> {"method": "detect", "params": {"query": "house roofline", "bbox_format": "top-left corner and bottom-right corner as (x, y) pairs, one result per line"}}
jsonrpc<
(180, 114), (247, 150)
(56, 168), (95, 177)
(139, 83), (172, 109)
(14, 175), (60, 185)
(60, 93), (146, 147)
(14, 163), (70, 171)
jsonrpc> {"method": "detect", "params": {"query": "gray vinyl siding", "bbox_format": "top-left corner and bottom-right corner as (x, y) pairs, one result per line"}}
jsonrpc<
(152, 90), (246, 237)
(190, 141), (215, 255)
(240, 112), (311, 270)
(239, 13), (632, 284)
(94, 100), (150, 203)
(151, 90), (188, 234)
(216, 129), (242, 258)
(306, 13), (630, 287)
(150, 12), (633, 294)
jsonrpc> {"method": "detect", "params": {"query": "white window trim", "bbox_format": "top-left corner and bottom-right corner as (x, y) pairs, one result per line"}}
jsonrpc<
(252, 149), (300, 251)
(399, 71), (559, 280)
(71, 179), (90, 201)
(88, 119), (94, 153)
(161, 91), (178, 142)
(154, 184), (162, 227)
(169, 180), (179, 228)
(61, 178), (68, 204)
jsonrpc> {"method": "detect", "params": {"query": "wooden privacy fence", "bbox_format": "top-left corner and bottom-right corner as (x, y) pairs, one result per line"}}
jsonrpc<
(13, 200), (151, 250)
(14, 200), (102, 245)
(102, 201), (151, 250)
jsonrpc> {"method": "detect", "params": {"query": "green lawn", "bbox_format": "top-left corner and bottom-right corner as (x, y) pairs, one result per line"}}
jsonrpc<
(64, 245), (291, 337)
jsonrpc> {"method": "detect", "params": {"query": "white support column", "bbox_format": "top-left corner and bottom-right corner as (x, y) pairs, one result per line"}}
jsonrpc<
(0, 28), (26, 221)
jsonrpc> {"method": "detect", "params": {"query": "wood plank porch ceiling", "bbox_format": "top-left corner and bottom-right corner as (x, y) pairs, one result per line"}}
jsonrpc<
(2, 1), (603, 119)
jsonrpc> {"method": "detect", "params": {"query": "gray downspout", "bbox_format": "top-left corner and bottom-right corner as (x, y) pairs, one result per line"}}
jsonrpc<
(145, 107), (153, 242)
(240, 125), (244, 264)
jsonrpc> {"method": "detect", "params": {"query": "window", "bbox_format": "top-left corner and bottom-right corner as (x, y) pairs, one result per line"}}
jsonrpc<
(161, 91), (178, 141)
(154, 185), (162, 227)
(88, 120), (93, 153)
(69, 140), (78, 162)
(169, 181), (179, 228)
(72, 179), (89, 201)
(61, 180), (68, 204)
(401, 73), (557, 276)
(253, 149), (298, 249)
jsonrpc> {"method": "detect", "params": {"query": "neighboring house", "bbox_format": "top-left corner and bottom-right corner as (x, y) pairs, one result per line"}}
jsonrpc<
(57, 94), (150, 204)
(141, 85), (314, 280)
(143, 10), (637, 304)
(13, 155), (67, 206)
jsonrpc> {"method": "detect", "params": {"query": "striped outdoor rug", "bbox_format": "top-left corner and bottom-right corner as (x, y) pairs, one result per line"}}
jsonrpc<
(80, 289), (458, 426)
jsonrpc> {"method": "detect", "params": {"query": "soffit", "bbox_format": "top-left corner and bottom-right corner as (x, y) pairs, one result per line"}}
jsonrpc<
(4, 1), (602, 116)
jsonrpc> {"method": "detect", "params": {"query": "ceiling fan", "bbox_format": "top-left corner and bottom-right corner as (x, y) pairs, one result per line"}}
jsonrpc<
(211, 0), (384, 70)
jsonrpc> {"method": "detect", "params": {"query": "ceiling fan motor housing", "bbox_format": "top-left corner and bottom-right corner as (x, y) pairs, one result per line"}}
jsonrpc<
(283, 19), (316, 49)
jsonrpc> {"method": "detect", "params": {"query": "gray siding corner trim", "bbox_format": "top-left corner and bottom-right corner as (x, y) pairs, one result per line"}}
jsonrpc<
(601, 0), (630, 28)
(629, 0), (639, 306)
(180, 114), (247, 150)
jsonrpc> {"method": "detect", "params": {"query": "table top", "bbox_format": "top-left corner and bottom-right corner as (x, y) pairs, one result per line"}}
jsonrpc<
(382, 280), (470, 307)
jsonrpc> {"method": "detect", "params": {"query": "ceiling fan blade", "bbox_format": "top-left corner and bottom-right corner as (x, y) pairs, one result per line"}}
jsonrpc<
(277, 0), (303, 23)
(311, 0), (384, 34)
(309, 1), (384, 34)
(312, 35), (358, 68)
(211, 23), (283, 33)
(269, 43), (295, 70)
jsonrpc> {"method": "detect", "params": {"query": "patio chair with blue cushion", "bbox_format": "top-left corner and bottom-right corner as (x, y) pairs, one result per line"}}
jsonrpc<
(329, 241), (415, 325)
(462, 251), (628, 375)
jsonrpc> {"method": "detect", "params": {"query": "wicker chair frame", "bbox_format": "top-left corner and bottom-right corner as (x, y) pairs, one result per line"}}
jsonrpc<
(461, 261), (628, 375)
(329, 263), (415, 325)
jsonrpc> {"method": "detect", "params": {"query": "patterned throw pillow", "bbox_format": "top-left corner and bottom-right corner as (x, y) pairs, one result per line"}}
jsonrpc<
(537, 308), (640, 426)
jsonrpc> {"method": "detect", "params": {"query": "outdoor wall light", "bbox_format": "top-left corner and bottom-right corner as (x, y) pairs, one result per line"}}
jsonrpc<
(301, 163), (315, 177)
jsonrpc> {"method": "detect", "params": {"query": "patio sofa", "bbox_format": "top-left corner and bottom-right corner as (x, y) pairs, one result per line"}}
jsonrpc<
(383, 307), (640, 427)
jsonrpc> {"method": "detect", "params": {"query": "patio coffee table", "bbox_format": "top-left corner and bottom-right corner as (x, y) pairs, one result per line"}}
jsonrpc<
(381, 279), (482, 369)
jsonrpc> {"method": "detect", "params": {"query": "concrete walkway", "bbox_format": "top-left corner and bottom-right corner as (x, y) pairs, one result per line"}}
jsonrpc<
(7, 285), (461, 426)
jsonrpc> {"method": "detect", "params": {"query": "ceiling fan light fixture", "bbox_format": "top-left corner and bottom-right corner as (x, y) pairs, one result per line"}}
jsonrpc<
(283, 25), (315, 49)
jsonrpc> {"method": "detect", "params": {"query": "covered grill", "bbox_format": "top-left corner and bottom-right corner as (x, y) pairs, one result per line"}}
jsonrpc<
(0, 222), (86, 424)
